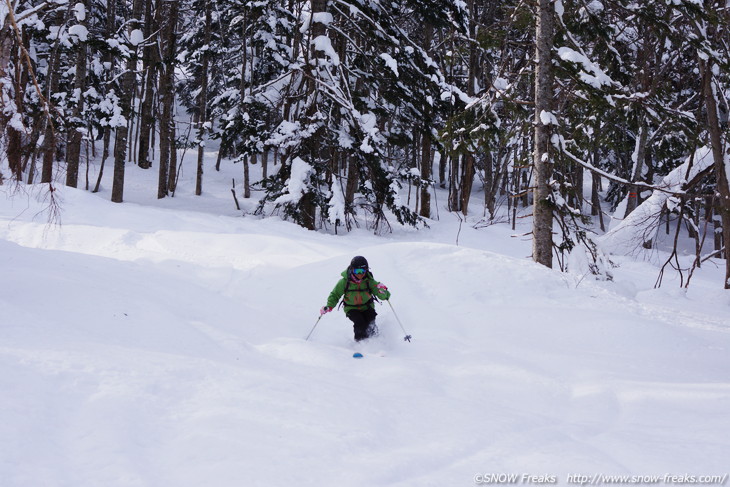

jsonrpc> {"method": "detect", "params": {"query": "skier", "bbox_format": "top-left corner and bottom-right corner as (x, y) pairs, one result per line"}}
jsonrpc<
(320, 256), (391, 341)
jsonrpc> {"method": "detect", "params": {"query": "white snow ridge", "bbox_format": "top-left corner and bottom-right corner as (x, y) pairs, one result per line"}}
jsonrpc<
(1, 160), (729, 486)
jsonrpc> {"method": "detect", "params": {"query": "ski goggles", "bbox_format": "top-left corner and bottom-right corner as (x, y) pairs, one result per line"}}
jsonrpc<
(353, 267), (367, 275)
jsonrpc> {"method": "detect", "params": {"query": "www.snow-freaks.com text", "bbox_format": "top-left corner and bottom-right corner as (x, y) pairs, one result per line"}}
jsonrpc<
(473, 473), (729, 485)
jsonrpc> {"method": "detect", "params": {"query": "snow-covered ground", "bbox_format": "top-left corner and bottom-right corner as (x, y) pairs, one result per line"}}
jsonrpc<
(1, 153), (729, 487)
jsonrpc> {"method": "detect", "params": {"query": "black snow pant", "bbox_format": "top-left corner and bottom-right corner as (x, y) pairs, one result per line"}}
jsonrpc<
(346, 307), (378, 341)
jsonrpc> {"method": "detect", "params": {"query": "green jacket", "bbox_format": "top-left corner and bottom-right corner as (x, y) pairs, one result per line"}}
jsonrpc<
(326, 270), (391, 313)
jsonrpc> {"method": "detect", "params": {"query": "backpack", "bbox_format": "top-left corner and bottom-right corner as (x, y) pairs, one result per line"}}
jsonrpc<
(338, 269), (379, 310)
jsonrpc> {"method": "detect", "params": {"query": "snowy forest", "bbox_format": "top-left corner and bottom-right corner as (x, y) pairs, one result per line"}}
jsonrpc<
(0, 0), (729, 287)
(2, 1), (730, 482)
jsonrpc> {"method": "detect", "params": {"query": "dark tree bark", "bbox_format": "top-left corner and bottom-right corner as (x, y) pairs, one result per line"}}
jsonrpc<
(418, 22), (433, 219)
(296, 0), (327, 230)
(92, 0), (116, 193)
(460, 154), (475, 216)
(700, 57), (730, 288)
(0, 22), (14, 160)
(137, 0), (157, 170)
(111, 0), (144, 202)
(157, 0), (179, 198)
(458, 0), (479, 216)
(169, 121), (177, 192)
(345, 153), (357, 208)
(41, 6), (69, 184)
(65, 0), (88, 188)
(419, 125), (432, 219)
(532, 0), (555, 268)
(6, 27), (23, 181)
(195, 0), (212, 196)
(448, 154), (459, 211)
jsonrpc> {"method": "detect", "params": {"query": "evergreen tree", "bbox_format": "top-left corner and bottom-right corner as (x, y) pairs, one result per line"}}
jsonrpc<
(252, 0), (469, 231)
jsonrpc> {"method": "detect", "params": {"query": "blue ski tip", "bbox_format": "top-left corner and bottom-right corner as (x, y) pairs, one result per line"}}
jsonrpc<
(352, 352), (364, 359)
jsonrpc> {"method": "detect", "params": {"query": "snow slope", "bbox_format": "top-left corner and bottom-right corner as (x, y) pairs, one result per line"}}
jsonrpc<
(1, 161), (729, 487)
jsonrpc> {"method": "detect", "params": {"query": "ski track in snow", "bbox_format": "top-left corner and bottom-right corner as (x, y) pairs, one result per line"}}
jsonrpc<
(1, 166), (729, 486)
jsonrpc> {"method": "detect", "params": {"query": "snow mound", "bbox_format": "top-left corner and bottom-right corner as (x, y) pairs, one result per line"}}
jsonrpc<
(1, 184), (729, 486)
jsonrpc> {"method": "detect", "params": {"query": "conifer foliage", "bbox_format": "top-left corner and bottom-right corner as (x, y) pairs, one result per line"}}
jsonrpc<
(1, 0), (729, 286)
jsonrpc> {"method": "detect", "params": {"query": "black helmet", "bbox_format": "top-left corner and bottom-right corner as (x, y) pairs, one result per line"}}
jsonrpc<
(350, 256), (368, 269)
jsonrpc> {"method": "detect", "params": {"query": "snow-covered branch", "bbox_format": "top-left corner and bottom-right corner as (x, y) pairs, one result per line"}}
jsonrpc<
(553, 135), (712, 197)
(599, 147), (715, 254)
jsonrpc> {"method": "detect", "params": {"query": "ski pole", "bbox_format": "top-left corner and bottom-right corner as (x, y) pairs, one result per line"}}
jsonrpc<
(306, 315), (322, 341)
(387, 300), (412, 342)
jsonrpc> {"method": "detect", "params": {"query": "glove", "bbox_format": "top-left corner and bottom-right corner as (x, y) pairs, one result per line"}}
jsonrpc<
(320, 306), (332, 316)
(376, 283), (388, 291)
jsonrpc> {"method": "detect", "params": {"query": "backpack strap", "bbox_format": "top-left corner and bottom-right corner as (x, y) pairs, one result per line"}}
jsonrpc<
(337, 277), (351, 310)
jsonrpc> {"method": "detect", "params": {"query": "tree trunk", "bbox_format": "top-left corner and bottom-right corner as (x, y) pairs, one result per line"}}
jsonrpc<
(625, 123), (648, 217)
(195, 0), (212, 196)
(713, 200), (723, 254)
(0, 24), (14, 169)
(41, 121), (55, 183)
(169, 121), (177, 192)
(448, 154), (460, 211)
(66, 0), (88, 188)
(459, 0), (479, 216)
(215, 137), (225, 171)
(345, 153), (357, 207)
(573, 159), (584, 211)
(591, 172), (605, 230)
(532, 0), (555, 268)
(244, 155), (251, 199)
(128, 0), (144, 165)
(137, 0), (157, 169)
(625, 27), (662, 217)
(438, 151), (446, 188)
(158, 85), (170, 198)
(6, 27), (24, 181)
(157, 0), (178, 198)
(111, 84), (134, 201)
(111, 0), (143, 202)
(93, 128), (111, 192)
(41, 11), (66, 184)
(262, 150), (268, 179)
(419, 128), (432, 218)
(296, 0), (327, 230)
(700, 57), (730, 288)
(484, 151), (498, 218)
(460, 154), (475, 216)
(418, 22), (433, 219)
